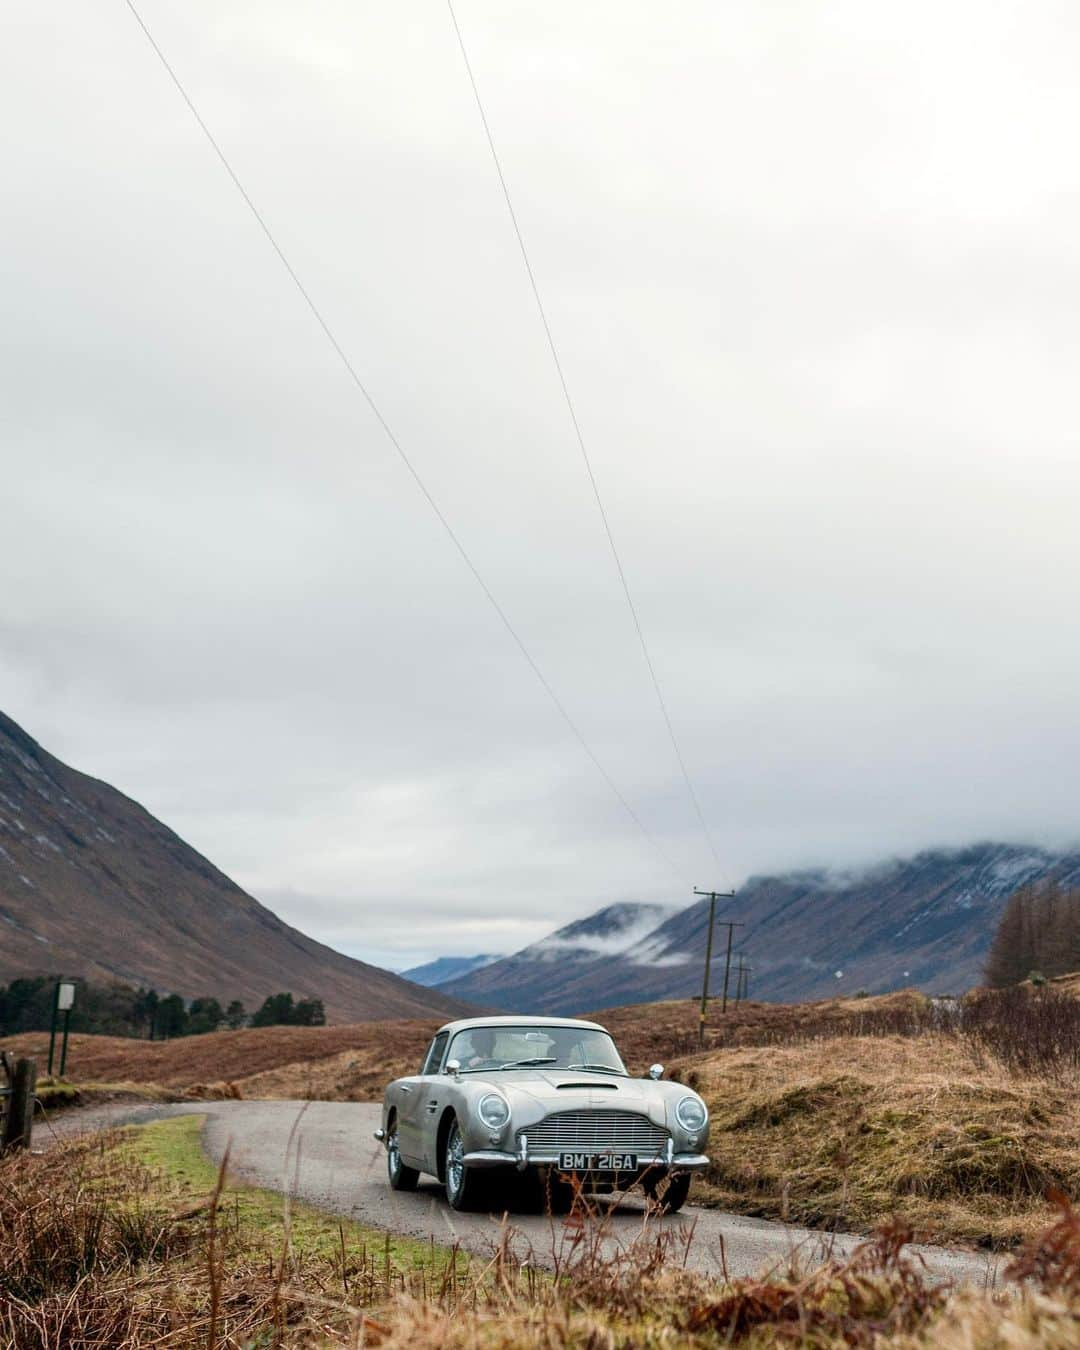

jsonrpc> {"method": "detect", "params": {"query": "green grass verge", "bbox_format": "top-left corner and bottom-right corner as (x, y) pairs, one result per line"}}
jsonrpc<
(120, 1115), (456, 1276)
(35, 1079), (81, 1108)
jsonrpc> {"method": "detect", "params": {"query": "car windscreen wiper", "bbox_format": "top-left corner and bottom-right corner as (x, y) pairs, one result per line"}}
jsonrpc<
(498, 1057), (558, 1068)
(567, 1063), (625, 1075)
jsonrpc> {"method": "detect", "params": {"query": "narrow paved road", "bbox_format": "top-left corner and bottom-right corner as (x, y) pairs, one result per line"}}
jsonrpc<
(47, 1100), (1001, 1286)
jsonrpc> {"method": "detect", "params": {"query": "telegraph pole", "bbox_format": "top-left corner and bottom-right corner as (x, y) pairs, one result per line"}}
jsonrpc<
(719, 920), (743, 1013)
(734, 959), (753, 1005)
(694, 888), (737, 1046)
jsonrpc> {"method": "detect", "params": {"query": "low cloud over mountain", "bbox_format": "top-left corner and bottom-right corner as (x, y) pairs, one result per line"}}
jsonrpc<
(439, 844), (1080, 1013)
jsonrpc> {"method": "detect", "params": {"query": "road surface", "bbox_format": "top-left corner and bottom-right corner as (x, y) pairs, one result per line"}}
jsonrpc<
(45, 1099), (1001, 1286)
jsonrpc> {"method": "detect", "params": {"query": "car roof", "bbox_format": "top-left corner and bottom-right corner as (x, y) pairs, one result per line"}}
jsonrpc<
(434, 1015), (607, 1036)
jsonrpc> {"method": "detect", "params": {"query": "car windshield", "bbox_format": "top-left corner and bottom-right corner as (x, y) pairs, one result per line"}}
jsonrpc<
(447, 1025), (626, 1074)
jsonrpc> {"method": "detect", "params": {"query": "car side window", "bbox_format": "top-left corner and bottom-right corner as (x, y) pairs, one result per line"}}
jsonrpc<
(420, 1031), (449, 1076)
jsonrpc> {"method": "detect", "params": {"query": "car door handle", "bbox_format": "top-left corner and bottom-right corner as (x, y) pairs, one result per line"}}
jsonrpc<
(399, 1085), (412, 1094)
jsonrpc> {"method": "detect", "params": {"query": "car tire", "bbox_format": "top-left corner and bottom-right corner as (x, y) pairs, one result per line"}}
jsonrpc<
(511, 1168), (545, 1214)
(643, 1169), (692, 1214)
(387, 1119), (419, 1192)
(544, 1170), (576, 1215)
(443, 1117), (489, 1211)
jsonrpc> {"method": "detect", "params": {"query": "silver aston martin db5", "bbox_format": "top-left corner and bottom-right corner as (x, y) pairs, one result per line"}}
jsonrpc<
(375, 1016), (710, 1213)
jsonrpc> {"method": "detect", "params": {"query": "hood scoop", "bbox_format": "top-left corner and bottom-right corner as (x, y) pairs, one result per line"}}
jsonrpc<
(556, 1081), (617, 1090)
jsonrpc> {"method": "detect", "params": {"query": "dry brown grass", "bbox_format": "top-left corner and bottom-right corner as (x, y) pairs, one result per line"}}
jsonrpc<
(0, 989), (935, 1101)
(593, 989), (932, 1068)
(3, 1127), (1078, 1348)
(217, 1038), (428, 1103)
(1053, 970), (1080, 998)
(0, 1019), (435, 1094)
(678, 1034), (1079, 1248)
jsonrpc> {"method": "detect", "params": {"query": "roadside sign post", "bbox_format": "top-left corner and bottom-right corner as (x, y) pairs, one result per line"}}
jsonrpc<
(49, 981), (76, 1078)
(48, 993), (58, 1075)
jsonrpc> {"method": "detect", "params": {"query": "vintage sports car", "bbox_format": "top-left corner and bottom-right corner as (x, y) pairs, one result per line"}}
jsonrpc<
(375, 1016), (710, 1213)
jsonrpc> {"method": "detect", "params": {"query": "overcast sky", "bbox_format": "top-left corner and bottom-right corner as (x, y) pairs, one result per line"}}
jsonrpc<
(5, 2), (1080, 969)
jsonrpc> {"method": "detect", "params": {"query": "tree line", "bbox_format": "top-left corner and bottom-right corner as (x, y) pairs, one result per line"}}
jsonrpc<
(0, 976), (325, 1040)
(985, 883), (1080, 987)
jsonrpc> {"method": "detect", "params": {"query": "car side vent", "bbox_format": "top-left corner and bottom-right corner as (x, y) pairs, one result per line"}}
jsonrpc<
(556, 1082), (617, 1090)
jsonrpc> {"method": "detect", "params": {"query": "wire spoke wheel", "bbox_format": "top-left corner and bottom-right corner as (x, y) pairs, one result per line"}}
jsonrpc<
(446, 1123), (465, 1202)
(444, 1117), (488, 1211)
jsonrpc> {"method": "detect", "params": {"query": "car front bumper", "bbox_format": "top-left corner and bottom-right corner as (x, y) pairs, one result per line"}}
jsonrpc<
(460, 1143), (710, 1173)
(373, 1129), (709, 1173)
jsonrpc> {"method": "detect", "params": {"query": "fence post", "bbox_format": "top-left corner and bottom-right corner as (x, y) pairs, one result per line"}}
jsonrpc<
(1, 1058), (37, 1152)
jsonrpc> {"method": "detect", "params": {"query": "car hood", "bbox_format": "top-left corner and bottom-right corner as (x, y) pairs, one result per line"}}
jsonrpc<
(475, 1070), (672, 1126)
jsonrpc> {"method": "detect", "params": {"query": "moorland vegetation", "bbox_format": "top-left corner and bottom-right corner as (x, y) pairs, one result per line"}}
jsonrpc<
(6, 979), (1077, 1250)
(1, 1118), (1077, 1348)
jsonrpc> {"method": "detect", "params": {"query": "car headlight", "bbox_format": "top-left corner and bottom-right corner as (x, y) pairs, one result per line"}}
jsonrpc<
(675, 1095), (708, 1132)
(477, 1093), (510, 1130)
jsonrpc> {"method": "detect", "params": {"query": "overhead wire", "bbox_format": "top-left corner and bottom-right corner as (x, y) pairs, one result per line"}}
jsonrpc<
(122, 0), (683, 883)
(445, 0), (726, 878)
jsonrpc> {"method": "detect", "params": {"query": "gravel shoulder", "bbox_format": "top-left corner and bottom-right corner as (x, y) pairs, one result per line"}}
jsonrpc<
(43, 1099), (1002, 1286)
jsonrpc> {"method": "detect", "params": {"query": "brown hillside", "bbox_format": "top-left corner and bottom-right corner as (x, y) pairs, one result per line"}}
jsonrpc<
(589, 988), (930, 1066)
(0, 711), (473, 1023)
(0, 1020), (437, 1091)
(1, 988), (932, 1100)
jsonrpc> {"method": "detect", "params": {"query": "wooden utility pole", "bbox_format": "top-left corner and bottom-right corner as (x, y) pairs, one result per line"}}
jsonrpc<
(1, 1057), (37, 1152)
(719, 920), (743, 1013)
(734, 959), (752, 1005)
(694, 887), (737, 1046)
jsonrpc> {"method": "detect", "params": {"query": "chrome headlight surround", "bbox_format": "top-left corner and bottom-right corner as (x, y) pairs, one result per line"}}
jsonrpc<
(477, 1092), (511, 1130)
(674, 1094), (708, 1133)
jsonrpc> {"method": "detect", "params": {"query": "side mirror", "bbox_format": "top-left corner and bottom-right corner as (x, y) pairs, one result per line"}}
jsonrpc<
(445, 1059), (461, 1076)
(648, 1063), (664, 1080)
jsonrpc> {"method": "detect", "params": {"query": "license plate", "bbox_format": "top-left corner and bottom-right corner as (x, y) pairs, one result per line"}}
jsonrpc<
(558, 1151), (638, 1172)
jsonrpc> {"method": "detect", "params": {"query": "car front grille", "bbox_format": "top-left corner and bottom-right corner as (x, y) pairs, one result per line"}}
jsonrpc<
(520, 1110), (669, 1156)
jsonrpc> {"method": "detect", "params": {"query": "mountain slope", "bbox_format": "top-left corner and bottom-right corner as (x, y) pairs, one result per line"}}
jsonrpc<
(442, 844), (1080, 1013)
(436, 900), (673, 1012)
(400, 954), (500, 987)
(0, 711), (473, 1023)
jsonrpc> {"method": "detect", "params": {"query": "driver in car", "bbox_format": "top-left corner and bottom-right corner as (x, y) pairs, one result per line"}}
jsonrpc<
(462, 1027), (499, 1068)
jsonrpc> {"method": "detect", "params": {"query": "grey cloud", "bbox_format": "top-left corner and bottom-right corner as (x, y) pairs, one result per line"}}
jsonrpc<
(5, 1), (1080, 965)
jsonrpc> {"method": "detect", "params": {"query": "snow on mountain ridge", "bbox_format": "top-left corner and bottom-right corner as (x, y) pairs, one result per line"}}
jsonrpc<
(532, 902), (676, 960)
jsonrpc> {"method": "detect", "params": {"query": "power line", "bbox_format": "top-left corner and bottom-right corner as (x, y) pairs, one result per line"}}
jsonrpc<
(446, 0), (725, 876)
(122, 0), (682, 883)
